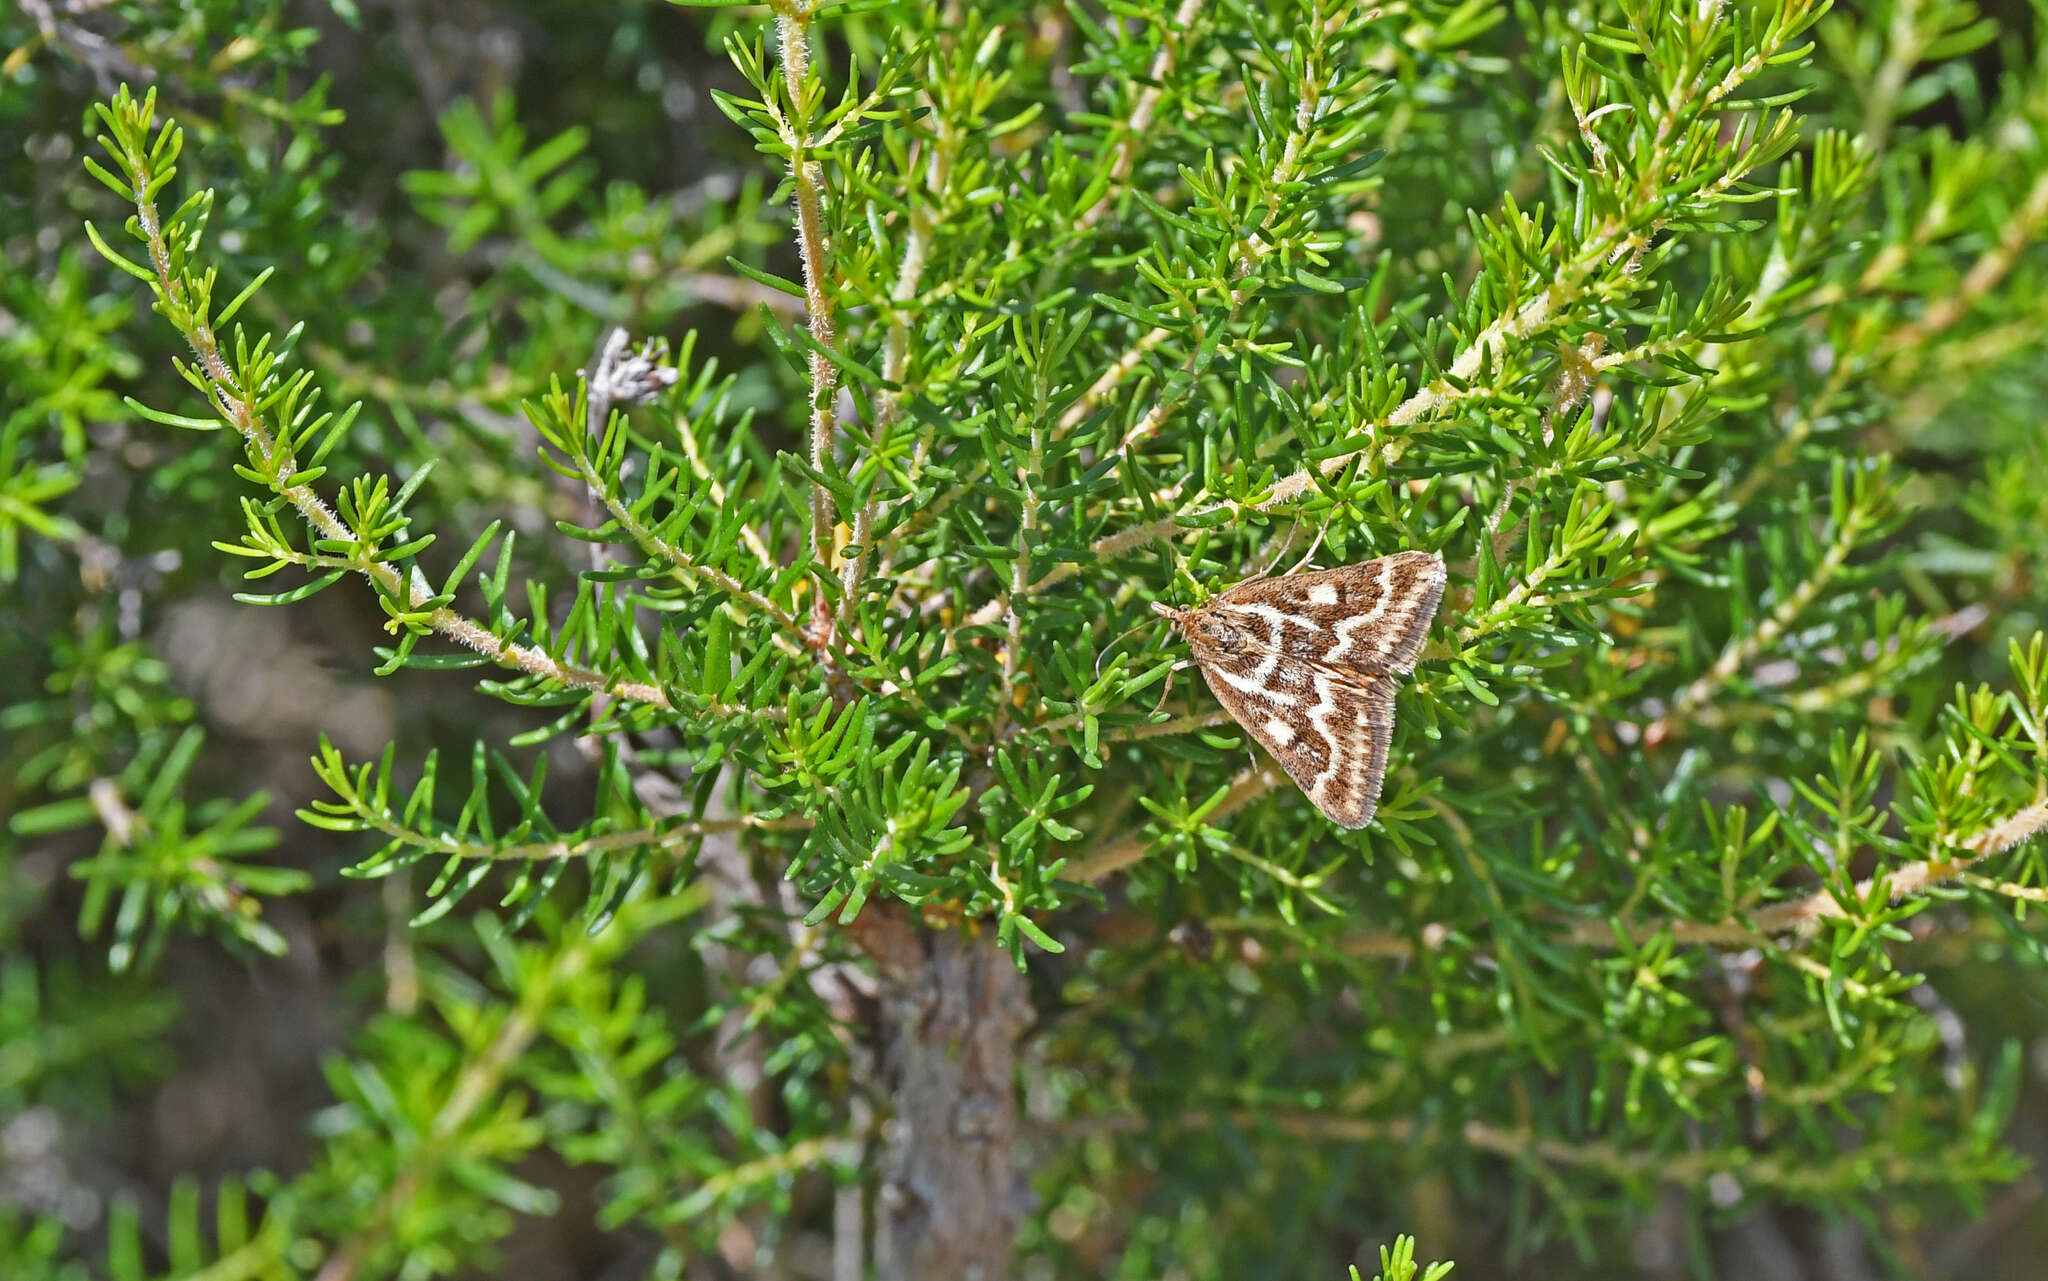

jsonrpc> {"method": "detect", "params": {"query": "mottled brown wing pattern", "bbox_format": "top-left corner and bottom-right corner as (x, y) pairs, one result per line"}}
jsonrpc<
(1190, 648), (1396, 829)
(1156, 550), (1445, 829)
(1210, 550), (1445, 676)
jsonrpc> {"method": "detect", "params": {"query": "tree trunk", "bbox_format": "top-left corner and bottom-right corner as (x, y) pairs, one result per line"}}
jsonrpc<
(868, 924), (1030, 1281)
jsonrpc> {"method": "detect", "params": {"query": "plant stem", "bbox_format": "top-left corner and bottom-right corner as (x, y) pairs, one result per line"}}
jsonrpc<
(774, 3), (845, 645)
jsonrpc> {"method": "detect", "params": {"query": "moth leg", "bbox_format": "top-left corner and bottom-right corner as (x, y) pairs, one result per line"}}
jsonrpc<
(1279, 523), (1329, 579)
(1254, 516), (1307, 577)
(1151, 659), (1195, 716)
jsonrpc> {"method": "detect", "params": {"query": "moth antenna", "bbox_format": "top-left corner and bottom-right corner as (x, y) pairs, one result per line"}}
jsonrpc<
(1094, 617), (1156, 681)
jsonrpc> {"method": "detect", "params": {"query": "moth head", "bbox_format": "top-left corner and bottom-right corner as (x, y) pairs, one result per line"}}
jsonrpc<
(1152, 600), (1241, 649)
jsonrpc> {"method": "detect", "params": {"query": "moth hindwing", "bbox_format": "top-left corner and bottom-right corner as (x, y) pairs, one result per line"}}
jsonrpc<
(1153, 551), (1446, 829)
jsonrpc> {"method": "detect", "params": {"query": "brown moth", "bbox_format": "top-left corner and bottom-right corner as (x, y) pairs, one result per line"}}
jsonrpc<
(1152, 551), (1446, 829)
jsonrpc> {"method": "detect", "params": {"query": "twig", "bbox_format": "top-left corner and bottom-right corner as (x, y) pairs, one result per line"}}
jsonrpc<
(1077, 0), (1205, 230)
(1312, 797), (2048, 959)
(1646, 499), (1870, 742)
(345, 809), (813, 866)
(315, 910), (623, 1281)
(971, 14), (1813, 627)
(1881, 164), (2048, 362)
(1070, 761), (1282, 882)
(840, 81), (952, 640)
(123, 180), (679, 710)
(674, 394), (778, 571)
(770, 3), (845, 645)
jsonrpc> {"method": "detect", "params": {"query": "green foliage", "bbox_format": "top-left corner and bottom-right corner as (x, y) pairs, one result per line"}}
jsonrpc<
(9, 0), (2048, 1276)
(11, 725), (306, 970)
(1354, 1235), (1455, 1281)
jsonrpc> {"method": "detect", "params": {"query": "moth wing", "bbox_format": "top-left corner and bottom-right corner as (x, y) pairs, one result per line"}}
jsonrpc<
(1192, 647), (1397, 830)
(1217, 551), (1445, 675)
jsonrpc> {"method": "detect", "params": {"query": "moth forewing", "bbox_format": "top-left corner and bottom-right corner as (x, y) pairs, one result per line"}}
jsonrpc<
(1159, 551), (1445, 829)
(1212, 550), (1445, 676)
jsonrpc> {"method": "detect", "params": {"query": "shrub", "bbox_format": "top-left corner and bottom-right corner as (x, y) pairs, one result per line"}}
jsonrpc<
(6, 0), (2048, 1277)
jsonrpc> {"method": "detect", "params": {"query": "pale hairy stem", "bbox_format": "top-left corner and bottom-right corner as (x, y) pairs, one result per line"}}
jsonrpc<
(992, 415), (1047, 743)
(1879, 163), (2048, 364)
(86, 774), (270, 940)
(1860, 0), (1927, 153)
(1077, 0), (1206, 231)
(571, 450), (810, 660)
(675, 402), (777, 571)
(1028, 706), (1230, 748)
(1646, 501), (1869, 742)
(1746, 799), (2048, 934)
(1725, 358), (1855, 511)
(1850, 158), (1964, 297)
(315, 915), (618, 1281)
(1066, 1082), (1965, 1196)
(125, 189), (677, 710)
(379, 873), (421, 1021)
(1832, 137), (2048, 435)
(85, 776), (138, 847)
(1118, 708), (1233, 739)
(1245, 1105), (1988, 1197)
(972, 25), (1808, 631)
(344, 809), (813, 865)
(1431, 539), (1578, 662)
(576, 330), (801, 661)
(695, 1134), (848, 1204)
(1685, 657), (1901, 732)
(773, 4), (845, 639)
(1958, 870), (2048, 903)
(1892, 315), (2048, 433)
(294, 329), (537, 414)
(846, 101), (952, 633)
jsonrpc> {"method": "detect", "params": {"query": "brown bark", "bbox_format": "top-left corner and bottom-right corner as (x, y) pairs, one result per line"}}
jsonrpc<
(865, 920), (1030, 1281)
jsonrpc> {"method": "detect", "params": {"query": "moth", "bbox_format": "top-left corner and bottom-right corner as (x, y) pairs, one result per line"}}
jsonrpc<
(1153, 550), (1446, 829)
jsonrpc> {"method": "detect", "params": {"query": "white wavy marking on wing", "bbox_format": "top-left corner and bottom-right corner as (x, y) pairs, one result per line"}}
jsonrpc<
(1246, 611), (1287, 684)
(1302, 670), (1349, 803)
(1325, 563), (1393, 665)
(1211, 661), (1299, 704)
